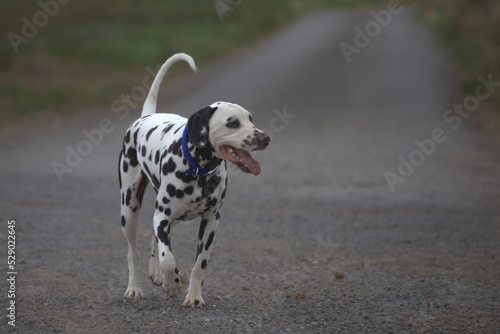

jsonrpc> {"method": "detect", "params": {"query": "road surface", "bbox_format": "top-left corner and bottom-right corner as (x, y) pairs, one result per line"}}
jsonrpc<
(1, 8), (499, 334)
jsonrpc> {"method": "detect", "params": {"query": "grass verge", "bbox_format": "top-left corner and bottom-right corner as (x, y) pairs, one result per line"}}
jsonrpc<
(418, 0), (500, 108)
(0, 0), (386, 123)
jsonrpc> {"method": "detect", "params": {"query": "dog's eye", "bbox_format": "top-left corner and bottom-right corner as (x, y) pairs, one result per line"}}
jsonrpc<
(226, 118), (240, 129)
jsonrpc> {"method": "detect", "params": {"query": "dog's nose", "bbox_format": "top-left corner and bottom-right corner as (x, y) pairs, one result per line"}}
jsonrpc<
(257, 133), (270, 149)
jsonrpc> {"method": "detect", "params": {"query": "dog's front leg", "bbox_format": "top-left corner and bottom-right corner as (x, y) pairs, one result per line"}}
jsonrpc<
(153, 210), (181, 298)
(183, 214), (220, 308)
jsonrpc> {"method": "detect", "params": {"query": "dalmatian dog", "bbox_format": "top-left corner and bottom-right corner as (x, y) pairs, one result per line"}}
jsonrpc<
(119, 53), (270, 307)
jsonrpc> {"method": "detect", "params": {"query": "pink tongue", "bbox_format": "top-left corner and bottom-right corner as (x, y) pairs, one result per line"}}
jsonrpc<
(221, 146), (261, 175)
(243, 152), (261, 175)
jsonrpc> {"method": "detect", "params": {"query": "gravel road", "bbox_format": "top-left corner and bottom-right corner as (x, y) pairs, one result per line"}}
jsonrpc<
(1, 8), (499, 334)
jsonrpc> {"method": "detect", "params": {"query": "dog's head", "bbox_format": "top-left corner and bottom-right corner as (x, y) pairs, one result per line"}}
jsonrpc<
(187, 102), (270, 175)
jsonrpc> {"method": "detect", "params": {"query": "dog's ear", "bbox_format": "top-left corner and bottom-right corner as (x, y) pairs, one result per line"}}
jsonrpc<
(187, 106), (217, 148)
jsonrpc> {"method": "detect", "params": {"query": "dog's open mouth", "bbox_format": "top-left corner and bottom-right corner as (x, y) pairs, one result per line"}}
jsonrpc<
(219, 145), (261, 175)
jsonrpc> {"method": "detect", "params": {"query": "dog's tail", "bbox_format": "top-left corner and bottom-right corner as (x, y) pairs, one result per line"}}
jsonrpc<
(142, 53), (197, 117)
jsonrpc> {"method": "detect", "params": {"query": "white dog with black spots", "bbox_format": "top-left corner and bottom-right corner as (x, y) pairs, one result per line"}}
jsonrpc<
(119, 53), (270, 307)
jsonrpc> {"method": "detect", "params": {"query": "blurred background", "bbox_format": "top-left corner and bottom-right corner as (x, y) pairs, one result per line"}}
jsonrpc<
(1, 0), (498, 124)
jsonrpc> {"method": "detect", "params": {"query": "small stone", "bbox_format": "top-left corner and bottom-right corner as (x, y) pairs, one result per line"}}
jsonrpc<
(294, 291), (306, 300)
(334, 271), (345, 279)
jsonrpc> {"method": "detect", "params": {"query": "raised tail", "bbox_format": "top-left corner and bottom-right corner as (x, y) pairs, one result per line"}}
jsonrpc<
(141, 53), (197, 116)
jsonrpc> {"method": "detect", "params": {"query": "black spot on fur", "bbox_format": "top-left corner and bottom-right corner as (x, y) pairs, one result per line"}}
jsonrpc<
(125, 188), (132, 206)
(151, 175), (160, 192)
(243, 137), (257, 147)
(175, 189), (184, 199)
(197, 177), (207, 194)
(173, 125), (184, 134)
(124, 130), (131, 144)
(175, 171), (195, 184)
(205, 232), (215, 251)
(164, 208), (171, 216)
(161, 150), (169, 161)
(141, 145), (147, 157)
(126, 147), (138, 167)
(196, 242), (204, 260)
(162, 197), (169, 204)
(184, 186), (194, 195)
(133, 129), (139, 146)
(145, 126), (158, 141)
(142, 164), (153, 184)
(137, 173), (149, 206)
(118, 152), (123, 188)
(155, 150), (160, 164)
(175, 278), (180, 283)
(122, 160), (129, 173)
(202, 176), (221, 197)
(201, 259), (207, 270)
(167, 184), (176, 197)
(198, 219), (208, 241)
(162, 158), (177, 175)
(168, 138), (183, 155)
(161, 124), (175, 140)
(157, 220), (171, 246)
(206, 197), (218, 209)
(121, 215), (126, 227)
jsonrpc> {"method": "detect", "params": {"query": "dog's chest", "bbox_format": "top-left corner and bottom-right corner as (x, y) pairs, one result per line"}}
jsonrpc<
(130, 113), (228, 220)
(157, 169), (228, 221)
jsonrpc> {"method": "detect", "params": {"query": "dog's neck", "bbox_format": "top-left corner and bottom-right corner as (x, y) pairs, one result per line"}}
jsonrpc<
(184, 133), (222, 175)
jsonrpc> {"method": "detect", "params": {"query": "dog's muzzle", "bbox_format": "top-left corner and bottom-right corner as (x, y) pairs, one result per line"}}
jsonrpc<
(256, 133), (271, 150)
(219, 132), (270, 176)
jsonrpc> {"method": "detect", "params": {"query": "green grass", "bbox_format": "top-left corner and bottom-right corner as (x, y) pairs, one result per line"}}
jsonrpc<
(418, 0), (500, 107)
(0, 0), (389, 123)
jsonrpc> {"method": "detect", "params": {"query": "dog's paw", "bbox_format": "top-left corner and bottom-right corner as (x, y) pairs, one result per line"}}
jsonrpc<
(183, 288), (205, 308)
(162, 284), (181, 298)
(148, 261), (163, 286)
(149, 273), (162, 286)
(124, 286), (143, 299)
(162, 272), (181, 298)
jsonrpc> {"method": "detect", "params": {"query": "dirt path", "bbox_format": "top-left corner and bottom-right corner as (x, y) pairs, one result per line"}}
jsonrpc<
(1, 8), (499, 334)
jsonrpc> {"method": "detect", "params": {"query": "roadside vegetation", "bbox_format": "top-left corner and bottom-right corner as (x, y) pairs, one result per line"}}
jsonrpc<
(419, 0), (500, 108)
(0, 0), (385, 123)
(2, 0), (496, 124)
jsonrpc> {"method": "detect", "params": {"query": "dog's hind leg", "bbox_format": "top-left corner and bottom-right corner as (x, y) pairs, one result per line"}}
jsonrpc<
(148, 233), (162, 286)
(119, 149), (149, 299)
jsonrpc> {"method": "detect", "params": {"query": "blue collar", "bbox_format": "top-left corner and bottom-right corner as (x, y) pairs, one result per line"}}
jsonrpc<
(182, 125), (217, 176)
